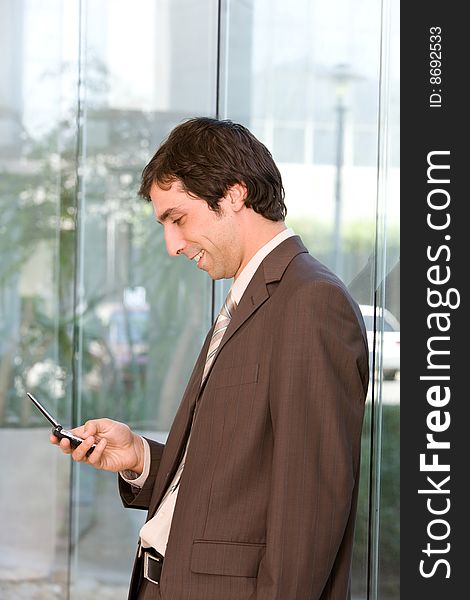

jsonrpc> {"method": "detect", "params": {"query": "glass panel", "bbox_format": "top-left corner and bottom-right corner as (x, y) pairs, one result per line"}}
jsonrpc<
(0, 0), (79, 597)
(221, 0), (399, 598)
(69, 0), (217, 597)
(375, 0), (400, 597)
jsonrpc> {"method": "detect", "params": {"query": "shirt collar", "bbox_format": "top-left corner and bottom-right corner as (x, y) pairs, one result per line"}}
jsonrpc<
(230, 227), (296, 305)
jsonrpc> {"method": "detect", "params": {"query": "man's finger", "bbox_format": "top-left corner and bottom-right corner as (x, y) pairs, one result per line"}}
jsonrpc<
(70, 420), (97, 439)
(58, 437), (73, 454)
(87, 438), (107, 467)
(71, 435), (96, 462)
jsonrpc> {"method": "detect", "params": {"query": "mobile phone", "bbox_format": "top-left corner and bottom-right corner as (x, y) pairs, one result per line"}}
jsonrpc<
(27, 392), (96, 457)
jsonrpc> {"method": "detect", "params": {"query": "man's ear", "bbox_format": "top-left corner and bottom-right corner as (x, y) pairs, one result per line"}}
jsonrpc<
(225, 182), (248, 212)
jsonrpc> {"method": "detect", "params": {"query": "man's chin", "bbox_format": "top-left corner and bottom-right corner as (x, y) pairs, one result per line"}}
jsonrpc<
(205, 268), (228, 281)
(206, 270), (222, 280)
(200, 260), (234, 280)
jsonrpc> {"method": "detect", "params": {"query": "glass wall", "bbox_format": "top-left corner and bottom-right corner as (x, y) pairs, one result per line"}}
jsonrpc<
(0, 0), (399, 598)
(69, 0), (215, 597)
(220, 1), (399, 595)
(0, 1), (79, 597)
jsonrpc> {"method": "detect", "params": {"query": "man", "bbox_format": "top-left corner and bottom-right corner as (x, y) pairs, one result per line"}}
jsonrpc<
(52, 117), (369, 600)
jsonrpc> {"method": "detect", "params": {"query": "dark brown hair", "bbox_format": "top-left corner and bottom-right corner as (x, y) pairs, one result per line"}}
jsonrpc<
(139, 117), (286, 221)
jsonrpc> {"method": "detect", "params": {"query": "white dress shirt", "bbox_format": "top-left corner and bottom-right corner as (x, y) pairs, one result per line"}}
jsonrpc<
(120, 227), (295, 555)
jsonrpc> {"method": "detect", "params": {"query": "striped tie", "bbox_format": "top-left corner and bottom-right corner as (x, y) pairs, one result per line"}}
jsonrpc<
(202, 290), (237, 384)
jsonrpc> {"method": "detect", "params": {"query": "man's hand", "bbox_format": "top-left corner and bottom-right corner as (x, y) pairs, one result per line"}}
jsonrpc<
(49, 418), (144, 474)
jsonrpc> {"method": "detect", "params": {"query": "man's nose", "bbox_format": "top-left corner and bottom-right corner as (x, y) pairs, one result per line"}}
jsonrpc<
(164, 226), (186, 257)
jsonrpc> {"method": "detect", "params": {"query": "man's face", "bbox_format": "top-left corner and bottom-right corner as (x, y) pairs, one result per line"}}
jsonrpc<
(150, 180), (243, 280)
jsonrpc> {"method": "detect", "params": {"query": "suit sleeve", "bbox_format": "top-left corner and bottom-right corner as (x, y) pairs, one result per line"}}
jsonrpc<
(119, 437), (165, 510)
(252, 281), (369, 599)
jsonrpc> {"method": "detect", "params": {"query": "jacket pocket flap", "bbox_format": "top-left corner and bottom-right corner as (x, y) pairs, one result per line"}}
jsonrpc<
(213, 364), (259, 389)
(191, 540), (265, 577)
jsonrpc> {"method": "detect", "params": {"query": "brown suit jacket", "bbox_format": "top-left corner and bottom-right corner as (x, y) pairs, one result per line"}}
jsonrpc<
(120, 236), (369, 600)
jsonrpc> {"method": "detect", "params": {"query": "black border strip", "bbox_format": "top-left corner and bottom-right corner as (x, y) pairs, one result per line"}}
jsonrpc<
(401, 2), (466, 596)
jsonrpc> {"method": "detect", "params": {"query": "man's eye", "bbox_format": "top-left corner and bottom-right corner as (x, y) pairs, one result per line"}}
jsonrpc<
(173, 217), (182, 225)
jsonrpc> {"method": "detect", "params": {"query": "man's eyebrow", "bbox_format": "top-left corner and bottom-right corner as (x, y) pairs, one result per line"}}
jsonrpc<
(156, 207), (181, 224)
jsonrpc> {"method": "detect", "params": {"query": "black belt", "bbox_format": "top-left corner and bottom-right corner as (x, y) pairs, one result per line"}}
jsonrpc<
(138, 543), (164, 585)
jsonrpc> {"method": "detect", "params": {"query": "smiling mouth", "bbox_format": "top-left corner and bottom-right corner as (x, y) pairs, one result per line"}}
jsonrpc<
(191, 250), (205, 264)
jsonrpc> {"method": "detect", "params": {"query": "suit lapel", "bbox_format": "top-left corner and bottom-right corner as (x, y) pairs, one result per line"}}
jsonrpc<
(146, 236), (308, 516)
(146, 328), (212, 517)
(206, 235), (309, 377)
